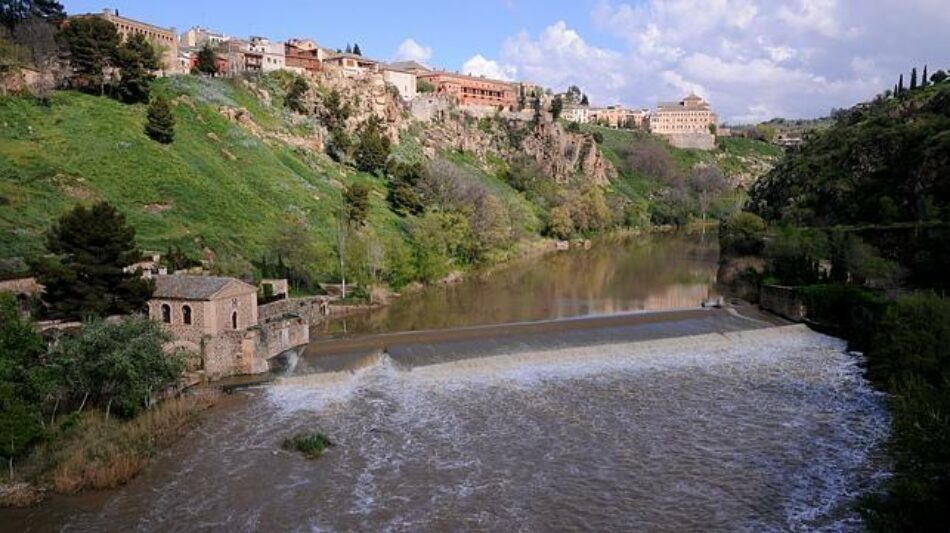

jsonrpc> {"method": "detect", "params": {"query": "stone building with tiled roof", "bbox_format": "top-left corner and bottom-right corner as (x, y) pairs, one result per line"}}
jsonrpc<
(149, 275), (258, 336)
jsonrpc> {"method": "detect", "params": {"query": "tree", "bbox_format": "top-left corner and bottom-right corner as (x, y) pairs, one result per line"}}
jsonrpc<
(417, 78), (434, 93)
(285, 75), (310, 114)
(115, 33), (159, 103)
(931, 70), (947, 84)
(898, 73), (904, 94)
(911, 67), (918, 91)
(922, 65), (928, 88)
(689, 166), (728, 227)
(145, 94), (175, 143)
(195, 43), (218, 76)
(344, 43), (352, 54)
(1, 0), (65, 29)
(32, 202), (155, 319)
(352, 42), (362, 56)
(580, 93), (589, 106)
(60, 15), (119, 96)
(343, 182), (371, 227)
(386, 160), (425, 215)
(565, 85), (582, 104)
(354, 117), (391, 175)
(0, 293), (46, 478)
(550, 95), (564, 120)
(49, 316), (184, 418)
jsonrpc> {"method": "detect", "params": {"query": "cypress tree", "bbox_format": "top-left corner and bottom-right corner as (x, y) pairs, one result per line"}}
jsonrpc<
(145, 95), (175, 144)
(898, 74), (904, 94)
(352, 42), (362, 56)
(910, 67), (918, 90)
(345, 43), (352, 54)
(922, 65), (928, 87)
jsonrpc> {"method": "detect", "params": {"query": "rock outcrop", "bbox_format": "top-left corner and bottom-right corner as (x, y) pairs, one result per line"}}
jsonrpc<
(237, 67), (618, 187)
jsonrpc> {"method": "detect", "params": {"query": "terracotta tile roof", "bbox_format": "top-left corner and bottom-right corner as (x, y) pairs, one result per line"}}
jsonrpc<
(153, 275), (255, 301)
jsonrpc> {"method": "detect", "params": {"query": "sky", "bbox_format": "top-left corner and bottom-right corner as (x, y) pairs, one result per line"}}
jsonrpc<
(62, 0), (950, 123)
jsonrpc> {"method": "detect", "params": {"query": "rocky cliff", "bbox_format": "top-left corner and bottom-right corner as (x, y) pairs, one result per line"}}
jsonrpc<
(245, 67), (618, 186)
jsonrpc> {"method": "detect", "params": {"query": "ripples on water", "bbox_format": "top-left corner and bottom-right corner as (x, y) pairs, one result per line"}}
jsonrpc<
(56, 326), (887, 533)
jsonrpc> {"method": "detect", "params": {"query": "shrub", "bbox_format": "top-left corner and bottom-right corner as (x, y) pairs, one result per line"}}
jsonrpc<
(282, 431), (334, 459)
(867, 293), (950, 388)
(145, 95), (175, 144)
(720, 212), (767, 255)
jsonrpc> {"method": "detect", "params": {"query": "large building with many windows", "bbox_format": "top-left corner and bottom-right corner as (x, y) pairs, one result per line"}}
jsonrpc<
(417, 71), (517, 111)
(94, 9), (180, 74)
(649, 94), (718, 135)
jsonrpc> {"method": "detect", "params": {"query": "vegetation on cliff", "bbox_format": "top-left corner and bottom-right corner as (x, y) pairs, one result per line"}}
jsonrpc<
(722, 72), (950, 530)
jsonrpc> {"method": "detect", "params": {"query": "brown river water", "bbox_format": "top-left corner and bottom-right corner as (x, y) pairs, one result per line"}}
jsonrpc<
(3, 233), (889, 532)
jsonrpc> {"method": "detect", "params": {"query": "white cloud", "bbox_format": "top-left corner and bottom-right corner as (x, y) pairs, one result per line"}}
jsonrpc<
(461, 54), (517, 81)
(394, 38), (432, 63)
(467, 0), (950, 121)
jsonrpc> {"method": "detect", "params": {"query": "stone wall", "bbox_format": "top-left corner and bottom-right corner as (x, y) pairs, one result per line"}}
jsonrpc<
(759, 284), (805, 321)
(666, 132), (716, 150)
(259, 296), (330, 325)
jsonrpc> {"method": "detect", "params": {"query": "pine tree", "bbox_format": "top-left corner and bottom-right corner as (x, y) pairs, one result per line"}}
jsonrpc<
(115, 33), (159, 104)
(352, 42), (362, 56)
(145, 95), (175, 144)
(195, 43), (218, 75)
(60, 15), (120, 96)
(921, 65), (928, 87)
(31, 202), (154, 319)
(910, 67), (918, 90)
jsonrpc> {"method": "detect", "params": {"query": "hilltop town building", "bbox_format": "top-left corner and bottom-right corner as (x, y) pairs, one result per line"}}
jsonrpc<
(563, 105), (591, 124)
(249, 36), (286, 72)
(649, 94), (719, 150)
(380, 64), (417, 101)
(180, 26), (230, 50)
(418, 71), (517, 111)
(650, 94), (718, 135)
(91, 9), (180, 74)
(324, 52), (379, 76)
(284, 39), (326, 73)
(385, 60), (431, 76)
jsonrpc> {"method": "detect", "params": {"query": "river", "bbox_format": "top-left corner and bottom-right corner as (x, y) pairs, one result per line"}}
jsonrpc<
(4, 233), (889, 532)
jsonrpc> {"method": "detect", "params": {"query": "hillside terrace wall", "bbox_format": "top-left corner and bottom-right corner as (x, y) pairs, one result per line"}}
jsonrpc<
(665, 132), (716, 150)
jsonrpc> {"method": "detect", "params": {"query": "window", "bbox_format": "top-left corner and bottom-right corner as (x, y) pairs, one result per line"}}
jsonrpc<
(161, 304), (171, 323)
(232, 311), (238, 330)
(182, 305), (192, 325)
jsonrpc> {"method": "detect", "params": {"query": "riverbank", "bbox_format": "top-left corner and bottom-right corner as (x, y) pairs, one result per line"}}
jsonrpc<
(0, 390), (221, 508)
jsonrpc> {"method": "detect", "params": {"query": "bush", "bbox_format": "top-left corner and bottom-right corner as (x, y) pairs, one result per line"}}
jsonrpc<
(50, 316), (185, 418)
(145, 95), (175, 144)
(867, 293), (950, 388)
(282, 431), (334, 459)
(720, 212), (767, 255)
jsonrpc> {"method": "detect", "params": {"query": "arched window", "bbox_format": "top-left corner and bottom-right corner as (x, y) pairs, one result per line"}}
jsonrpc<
(232, 311), (238, 330)
(161, 304), (171, 323)
(182, 305), (192, 325)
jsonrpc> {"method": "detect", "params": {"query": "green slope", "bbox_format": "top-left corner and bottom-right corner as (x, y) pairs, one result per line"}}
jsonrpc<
(0, 78), (385, 271)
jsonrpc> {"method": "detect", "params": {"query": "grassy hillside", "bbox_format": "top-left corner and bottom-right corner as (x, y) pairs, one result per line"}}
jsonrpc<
(0, 76), (544, 283)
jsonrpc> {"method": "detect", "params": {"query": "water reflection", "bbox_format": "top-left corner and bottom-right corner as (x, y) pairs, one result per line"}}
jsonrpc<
(318, 231), (719, 337)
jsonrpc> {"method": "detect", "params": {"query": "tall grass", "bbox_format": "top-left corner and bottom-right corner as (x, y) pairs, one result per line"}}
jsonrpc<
(25, 390), (221, 494)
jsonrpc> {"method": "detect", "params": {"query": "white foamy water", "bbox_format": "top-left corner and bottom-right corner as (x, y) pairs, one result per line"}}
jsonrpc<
(47, 325), (888, 533)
